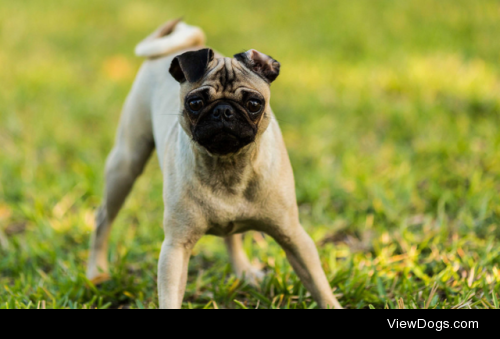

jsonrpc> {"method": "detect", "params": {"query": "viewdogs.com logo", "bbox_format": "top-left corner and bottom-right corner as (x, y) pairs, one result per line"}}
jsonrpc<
(388, 319), (479, 331)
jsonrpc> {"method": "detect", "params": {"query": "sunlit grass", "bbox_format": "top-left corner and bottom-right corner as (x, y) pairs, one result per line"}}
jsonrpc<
(1, 0), (499, 309)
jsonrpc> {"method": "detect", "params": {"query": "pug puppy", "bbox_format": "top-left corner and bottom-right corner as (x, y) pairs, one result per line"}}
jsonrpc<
(87, 19), (342, 309)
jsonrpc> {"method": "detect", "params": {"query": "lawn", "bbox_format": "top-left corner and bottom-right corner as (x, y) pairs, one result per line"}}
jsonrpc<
(1, 0), (499, 309)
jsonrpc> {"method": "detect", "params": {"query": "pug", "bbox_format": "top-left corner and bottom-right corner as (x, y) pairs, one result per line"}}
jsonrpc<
(86, 19), (342, 309)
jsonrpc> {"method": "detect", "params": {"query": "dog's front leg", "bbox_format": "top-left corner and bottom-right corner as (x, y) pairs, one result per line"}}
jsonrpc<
(265, 215), (343, 310)
(157, 227), (202, 309)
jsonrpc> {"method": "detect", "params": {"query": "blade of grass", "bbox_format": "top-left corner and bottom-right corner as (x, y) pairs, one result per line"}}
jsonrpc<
(492, 291), (499, 309)
(424, 283), (438, 309)
(233, 300), (248, 309)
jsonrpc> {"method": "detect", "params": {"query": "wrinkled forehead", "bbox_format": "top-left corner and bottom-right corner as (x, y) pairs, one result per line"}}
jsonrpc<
(186, 57), (270, 101)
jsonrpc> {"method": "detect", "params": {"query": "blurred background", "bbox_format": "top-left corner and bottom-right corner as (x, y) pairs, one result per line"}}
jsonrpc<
(1, 0), (499, 309)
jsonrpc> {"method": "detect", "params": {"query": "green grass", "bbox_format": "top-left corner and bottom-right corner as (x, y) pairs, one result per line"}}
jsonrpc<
(1, 0), (500, 309)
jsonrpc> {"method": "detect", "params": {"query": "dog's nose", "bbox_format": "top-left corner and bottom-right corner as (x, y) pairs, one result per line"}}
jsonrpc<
(212, 104), (234, 120)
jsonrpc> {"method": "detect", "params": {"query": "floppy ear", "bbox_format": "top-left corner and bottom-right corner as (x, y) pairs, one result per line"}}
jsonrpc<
(234, 49), (280, 83)
(169, 48), (214, 83)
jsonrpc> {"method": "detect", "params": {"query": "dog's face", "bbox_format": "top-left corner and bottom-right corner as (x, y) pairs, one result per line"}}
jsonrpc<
(169, 49), (280, 155)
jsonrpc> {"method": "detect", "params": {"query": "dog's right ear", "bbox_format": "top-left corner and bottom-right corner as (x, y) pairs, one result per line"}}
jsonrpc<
(169, 48), (214, 83)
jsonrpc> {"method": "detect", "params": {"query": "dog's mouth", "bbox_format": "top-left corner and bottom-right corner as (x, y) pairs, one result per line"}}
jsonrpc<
(193, 122), (256, 155)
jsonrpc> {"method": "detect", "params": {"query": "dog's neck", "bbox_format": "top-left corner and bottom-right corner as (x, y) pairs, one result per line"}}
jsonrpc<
(191, 140), (261, 194)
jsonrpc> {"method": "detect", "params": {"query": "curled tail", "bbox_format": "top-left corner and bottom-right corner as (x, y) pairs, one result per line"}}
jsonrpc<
(135, 19), (206, 58)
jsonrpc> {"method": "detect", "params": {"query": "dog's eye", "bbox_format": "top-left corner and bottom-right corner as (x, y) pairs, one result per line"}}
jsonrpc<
(188, 99), (204, 112)
(246, 100), (262, 113)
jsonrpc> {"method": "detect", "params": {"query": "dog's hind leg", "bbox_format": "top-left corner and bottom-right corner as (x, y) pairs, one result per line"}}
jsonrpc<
(87, 80), (154, 283)
(225, 234), (264, 286)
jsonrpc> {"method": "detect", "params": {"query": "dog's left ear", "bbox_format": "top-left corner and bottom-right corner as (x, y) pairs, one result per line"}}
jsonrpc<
(169, 48), (215, 83)
(234, 49), (280, 83)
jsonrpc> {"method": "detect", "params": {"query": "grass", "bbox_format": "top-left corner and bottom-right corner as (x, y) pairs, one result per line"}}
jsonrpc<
(1, 0), (500, 309)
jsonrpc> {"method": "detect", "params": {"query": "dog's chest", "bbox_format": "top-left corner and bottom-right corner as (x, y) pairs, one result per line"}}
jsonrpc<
(197, 190), (258, 236)
(186, 158), (265, 235)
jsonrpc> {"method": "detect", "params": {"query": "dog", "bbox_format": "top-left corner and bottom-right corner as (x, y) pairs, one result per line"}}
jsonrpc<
(86, 19), (342, 309)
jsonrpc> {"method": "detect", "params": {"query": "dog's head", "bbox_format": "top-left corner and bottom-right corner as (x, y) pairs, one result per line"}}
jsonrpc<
(169, 48), (280, 156)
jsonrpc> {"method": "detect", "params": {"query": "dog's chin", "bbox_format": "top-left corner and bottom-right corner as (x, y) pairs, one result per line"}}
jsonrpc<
(194, 128), (255, 156)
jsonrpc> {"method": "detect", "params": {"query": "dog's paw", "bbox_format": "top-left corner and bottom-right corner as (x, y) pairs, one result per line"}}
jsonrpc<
(238, 267), (265, 287)
(87, 273), (111, 285)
